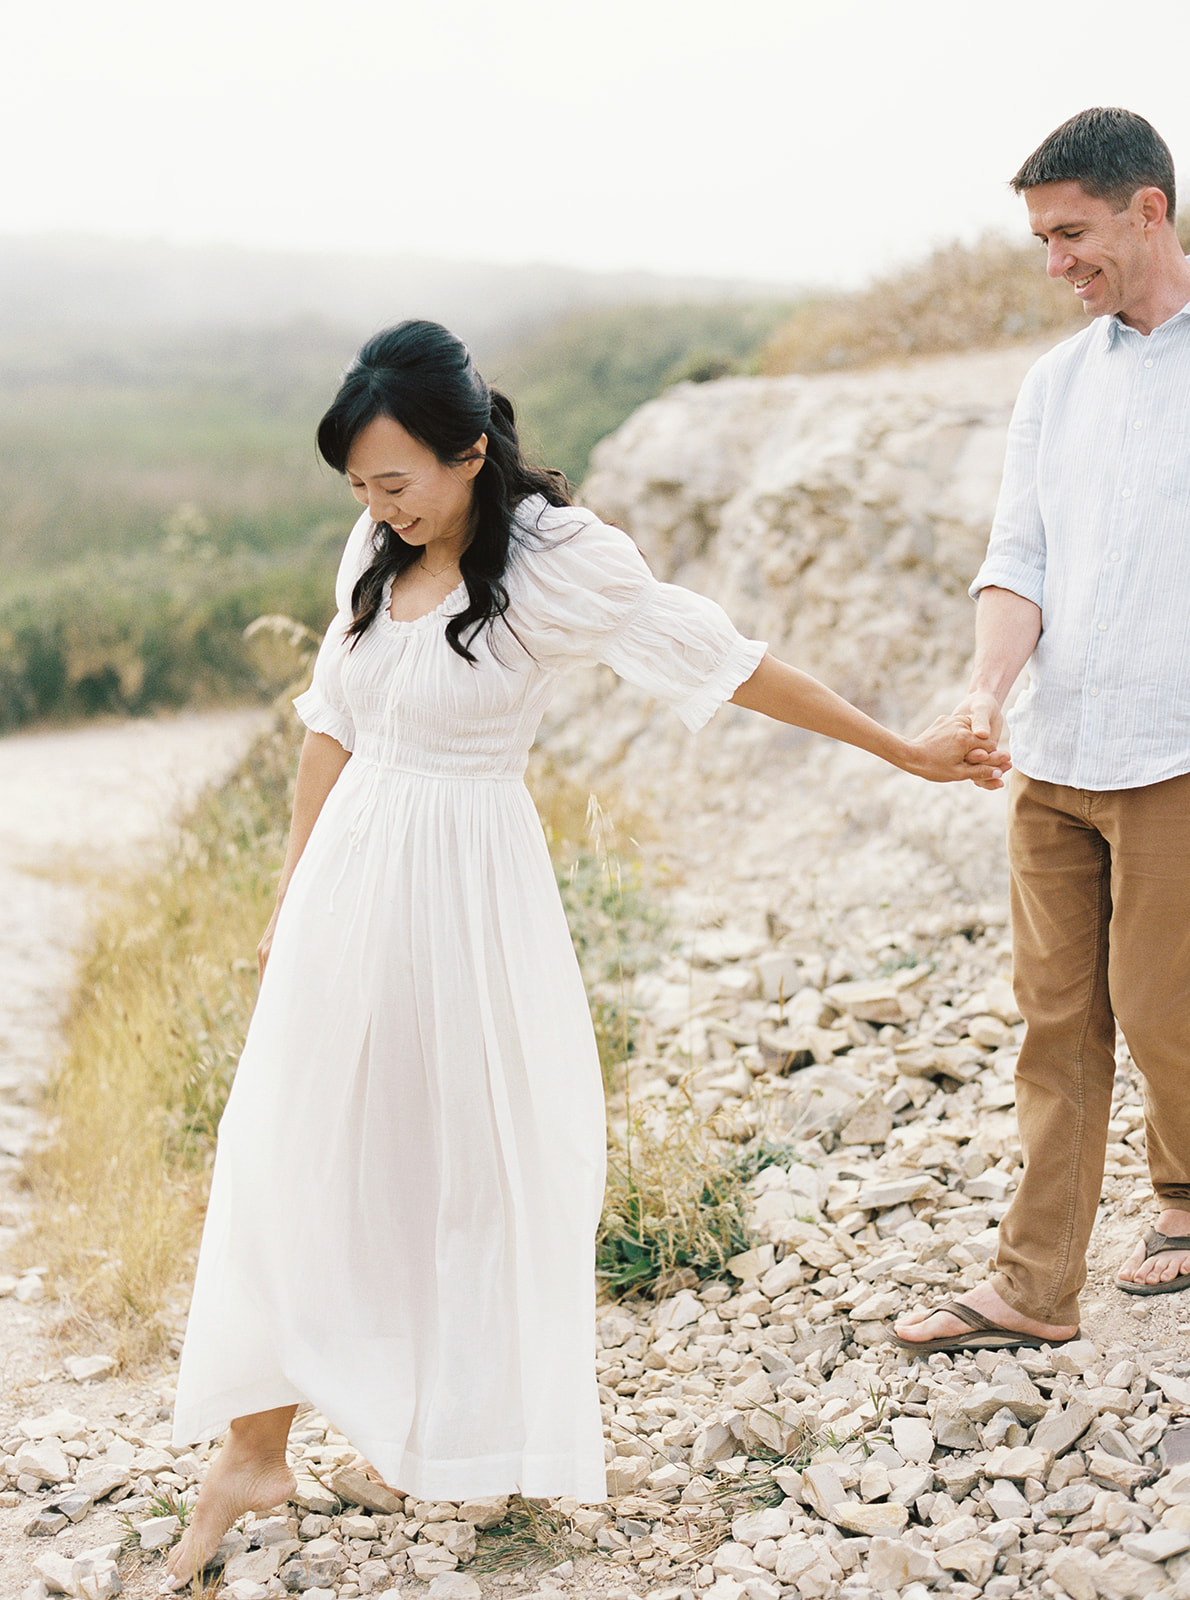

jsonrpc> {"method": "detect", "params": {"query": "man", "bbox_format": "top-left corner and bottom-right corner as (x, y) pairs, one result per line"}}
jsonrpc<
(895, 106), (1190, 1354)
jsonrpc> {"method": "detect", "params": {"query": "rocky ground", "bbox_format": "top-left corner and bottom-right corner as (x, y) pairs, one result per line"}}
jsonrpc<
(5, 342), (1190, 1599)
(3, 707), (1190, 1600)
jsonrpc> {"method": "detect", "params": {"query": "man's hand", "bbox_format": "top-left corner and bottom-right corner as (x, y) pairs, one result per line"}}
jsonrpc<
(903, 710), (1012, 787)
(954, 690), (1005, 748)
(948, 691), (1010, 789)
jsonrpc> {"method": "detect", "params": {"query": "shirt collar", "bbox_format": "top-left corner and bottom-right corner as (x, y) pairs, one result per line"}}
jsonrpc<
(1104, 290), (1190, 348)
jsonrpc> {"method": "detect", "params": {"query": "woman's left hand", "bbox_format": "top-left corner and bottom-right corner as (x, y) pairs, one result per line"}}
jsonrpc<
(903, 713), (1012, 788)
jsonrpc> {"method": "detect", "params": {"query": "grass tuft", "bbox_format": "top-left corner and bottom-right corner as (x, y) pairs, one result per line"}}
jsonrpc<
(469, 1495), (576, 1573)
(598, 1102), (753, 1296)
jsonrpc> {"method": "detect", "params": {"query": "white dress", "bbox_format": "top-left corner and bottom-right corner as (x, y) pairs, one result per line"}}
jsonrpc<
(171, 497), (766, 1502)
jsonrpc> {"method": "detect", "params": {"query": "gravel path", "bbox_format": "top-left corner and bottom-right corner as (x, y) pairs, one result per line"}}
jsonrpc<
(2, 715), (1190, 1600)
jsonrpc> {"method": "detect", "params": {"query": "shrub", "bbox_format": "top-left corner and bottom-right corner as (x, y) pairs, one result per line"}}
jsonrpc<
(0, 543), (340, 731)
(495, 300), (796, 484)
(761, 217), (1190, 376)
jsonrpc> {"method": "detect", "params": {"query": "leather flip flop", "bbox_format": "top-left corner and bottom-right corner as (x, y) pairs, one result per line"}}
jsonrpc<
(1117, 1229), (1190, 1297)
(890, 1298), (1077, 1354)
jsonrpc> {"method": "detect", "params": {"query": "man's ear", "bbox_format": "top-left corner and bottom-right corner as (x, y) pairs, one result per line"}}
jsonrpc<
(1134, 185), (1170, 234)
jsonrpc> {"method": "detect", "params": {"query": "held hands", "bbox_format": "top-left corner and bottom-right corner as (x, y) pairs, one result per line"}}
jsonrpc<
(904, 701), (1011, 789)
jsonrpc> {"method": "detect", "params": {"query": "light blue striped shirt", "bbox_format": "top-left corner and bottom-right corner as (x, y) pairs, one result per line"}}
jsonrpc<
(972, 298), (1190, 790)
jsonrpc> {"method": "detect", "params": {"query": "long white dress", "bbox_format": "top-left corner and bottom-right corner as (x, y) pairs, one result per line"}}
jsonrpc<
(171, 497), (766, 1502)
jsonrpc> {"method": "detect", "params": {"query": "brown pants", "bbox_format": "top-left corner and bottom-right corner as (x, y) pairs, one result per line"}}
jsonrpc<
(992, 770), (1190, 1326)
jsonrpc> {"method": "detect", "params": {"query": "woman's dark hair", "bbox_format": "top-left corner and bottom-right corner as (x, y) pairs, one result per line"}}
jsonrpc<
(317, 320), (571, 661)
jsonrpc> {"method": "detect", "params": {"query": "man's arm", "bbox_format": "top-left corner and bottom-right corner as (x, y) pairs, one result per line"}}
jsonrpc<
(956, 586), (1042, 765)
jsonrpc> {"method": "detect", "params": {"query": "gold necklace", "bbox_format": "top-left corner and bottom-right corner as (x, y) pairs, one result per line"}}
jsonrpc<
(420, 556), (458, 579)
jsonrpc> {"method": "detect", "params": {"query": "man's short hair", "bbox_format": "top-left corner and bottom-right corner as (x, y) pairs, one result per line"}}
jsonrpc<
(1011, 107), (1176, 216)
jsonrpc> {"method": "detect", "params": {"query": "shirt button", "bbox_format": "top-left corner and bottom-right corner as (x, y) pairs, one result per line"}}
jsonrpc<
(1090, 687), (1100, 697)
(1134, 420), (1143, 429)
(1145, 358), (1154, 368)
(1122, 489), (1132, 498)
(1110, 551), (1121, 561)
(1098, 622), (1107, 631)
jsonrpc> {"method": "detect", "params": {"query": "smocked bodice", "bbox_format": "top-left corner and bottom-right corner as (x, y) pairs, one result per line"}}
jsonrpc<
(293, 498), (767, 782)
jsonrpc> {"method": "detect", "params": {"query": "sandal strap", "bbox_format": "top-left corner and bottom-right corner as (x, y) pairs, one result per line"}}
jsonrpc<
(935, 1299), (998, 1333)
(1144, 1228), (1190, 1256)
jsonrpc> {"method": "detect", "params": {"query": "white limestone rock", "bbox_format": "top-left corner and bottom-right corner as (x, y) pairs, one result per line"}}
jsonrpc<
(935, 1537), (998, 1587)
(63, 1357), (117, 1384)
(135, 1513), (179, 1550)
(426, 1576), (482, 1600)
(831, 1501), (908, 1537)
(15, 1441), (71, 1488)
(20, 1412), (89, 1443)
(890, 1416), (935, 1464)
(72, 1463), (129, 1502)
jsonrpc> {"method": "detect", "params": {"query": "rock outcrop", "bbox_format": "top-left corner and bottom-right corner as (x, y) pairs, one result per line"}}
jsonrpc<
(538, 343), (1047, 805)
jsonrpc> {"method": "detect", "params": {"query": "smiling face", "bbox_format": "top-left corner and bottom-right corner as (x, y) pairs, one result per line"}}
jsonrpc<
(345, 413), (487, 564)
(1026, 178), (1167, 330)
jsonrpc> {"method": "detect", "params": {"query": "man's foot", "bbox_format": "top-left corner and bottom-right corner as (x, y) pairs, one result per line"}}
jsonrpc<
(1117, 1208), (1190, 1295)
(161, 1436), (296, 1591)
(892, 1279), (1078, 1354)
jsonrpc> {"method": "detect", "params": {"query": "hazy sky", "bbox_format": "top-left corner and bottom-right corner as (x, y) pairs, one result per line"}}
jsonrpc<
(6, 0), (1190, 289)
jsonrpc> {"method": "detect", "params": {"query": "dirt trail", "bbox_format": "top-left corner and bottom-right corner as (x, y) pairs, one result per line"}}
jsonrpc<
(0, 708), (270, 1596)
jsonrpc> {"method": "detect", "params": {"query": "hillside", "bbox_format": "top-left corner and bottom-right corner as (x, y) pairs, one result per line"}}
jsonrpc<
(0, 260), (792, 729)
(0, 234), (790, 364)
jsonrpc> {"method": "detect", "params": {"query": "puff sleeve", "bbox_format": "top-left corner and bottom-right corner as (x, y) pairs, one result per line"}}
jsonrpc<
(292, 511), (374, 751)
(510, 503), (766, 731)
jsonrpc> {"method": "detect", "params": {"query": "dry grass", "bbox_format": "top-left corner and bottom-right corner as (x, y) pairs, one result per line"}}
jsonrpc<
(761, 214), (1190, 376)
(532, 761), (664, 1092)
(24, 719), (666, 1360)
(22, 718), (298, 1363)
(761, 233), (1081, 375)
(597, 1102), (755, 1296)
(469, 1496), (578, 1573)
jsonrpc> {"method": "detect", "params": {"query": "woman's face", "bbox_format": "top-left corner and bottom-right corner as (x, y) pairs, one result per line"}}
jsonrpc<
(345, 414), (486, 560)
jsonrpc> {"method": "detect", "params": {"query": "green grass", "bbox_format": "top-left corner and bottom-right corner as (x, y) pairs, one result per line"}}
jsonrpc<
(494, 300), (796, 485)
(0, 302), (789, 728)
(0, 542), (341, 728)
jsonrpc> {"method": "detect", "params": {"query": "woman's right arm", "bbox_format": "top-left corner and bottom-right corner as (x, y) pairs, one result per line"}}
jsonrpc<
(257, 730), (352, 978)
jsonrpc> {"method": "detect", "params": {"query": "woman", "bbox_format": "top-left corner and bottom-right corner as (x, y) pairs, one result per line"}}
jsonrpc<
(164, 320), (1003, 1589)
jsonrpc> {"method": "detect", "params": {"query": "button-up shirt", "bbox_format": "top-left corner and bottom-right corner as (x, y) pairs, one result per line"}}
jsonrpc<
(971, 296), (1190, 789)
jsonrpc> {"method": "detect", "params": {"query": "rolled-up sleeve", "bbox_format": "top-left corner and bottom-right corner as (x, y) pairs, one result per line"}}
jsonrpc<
(970, 363), (1047, 608)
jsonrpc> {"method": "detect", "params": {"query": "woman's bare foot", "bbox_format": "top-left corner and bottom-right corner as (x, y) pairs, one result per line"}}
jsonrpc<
(163, 1407), (297, 1592)
(892, 1278), (1078, 1347)
(1117, 1207), (1190, 1289)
